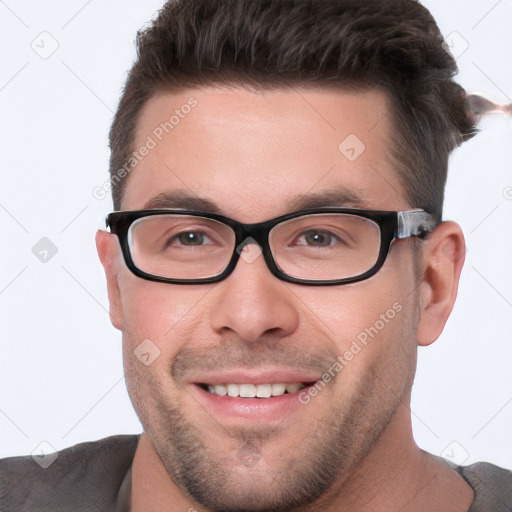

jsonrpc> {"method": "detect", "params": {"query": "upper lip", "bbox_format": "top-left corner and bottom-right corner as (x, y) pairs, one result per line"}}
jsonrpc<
(190, 368), (321, 386)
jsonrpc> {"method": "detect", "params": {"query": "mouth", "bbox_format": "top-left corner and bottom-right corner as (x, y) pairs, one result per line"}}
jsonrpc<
(186, 368), (327, 422)
(189, 372), (323, 423)
(198, 382), (313, 398)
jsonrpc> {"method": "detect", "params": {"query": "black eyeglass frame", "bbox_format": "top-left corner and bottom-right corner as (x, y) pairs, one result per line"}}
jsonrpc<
(106, 207), (436, 286)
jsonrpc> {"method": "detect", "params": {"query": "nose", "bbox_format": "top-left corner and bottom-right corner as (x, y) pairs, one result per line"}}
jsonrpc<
(208, 242), (299, 343)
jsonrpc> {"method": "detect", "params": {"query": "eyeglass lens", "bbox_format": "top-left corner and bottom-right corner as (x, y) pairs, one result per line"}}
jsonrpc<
(128, 213), (381, 281)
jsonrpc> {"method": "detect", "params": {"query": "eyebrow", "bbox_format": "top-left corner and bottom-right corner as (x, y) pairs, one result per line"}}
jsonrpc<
(142, 188), (366, 216)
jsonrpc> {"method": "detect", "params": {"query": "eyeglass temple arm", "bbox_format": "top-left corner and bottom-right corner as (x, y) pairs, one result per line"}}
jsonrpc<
(466, 93), (512, 117)
(396, 210), (437, 239)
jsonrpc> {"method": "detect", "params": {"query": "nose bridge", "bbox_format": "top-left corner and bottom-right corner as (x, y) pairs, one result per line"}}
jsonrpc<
(239, 221), (270, 250)
(232, 221), (274, 276)
(209, 231), (299, 342)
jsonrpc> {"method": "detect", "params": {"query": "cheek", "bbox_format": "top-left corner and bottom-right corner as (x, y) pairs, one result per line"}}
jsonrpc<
(119, 280), (218, 422)
(297, 254), (418, 383)
(121, 322), (180, 430)
(299, 277), (408, 342)
(119, 277), (211, 352)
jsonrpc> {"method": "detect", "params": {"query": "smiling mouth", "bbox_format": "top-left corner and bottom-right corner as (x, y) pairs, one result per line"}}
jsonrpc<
(198, 382), (314, 398)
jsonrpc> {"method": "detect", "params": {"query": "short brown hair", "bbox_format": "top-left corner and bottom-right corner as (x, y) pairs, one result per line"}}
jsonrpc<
(109, 0), (478, 220)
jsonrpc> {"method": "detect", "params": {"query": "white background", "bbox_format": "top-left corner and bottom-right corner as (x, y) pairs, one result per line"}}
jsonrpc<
(0, 0), (511, 469)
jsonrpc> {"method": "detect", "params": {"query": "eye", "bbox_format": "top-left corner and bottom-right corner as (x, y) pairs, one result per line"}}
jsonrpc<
(166, 230), (213, 247)
(295, 229), (341, 247)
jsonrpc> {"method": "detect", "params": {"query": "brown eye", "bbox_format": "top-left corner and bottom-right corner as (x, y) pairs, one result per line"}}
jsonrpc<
(171, 231), (207, 246)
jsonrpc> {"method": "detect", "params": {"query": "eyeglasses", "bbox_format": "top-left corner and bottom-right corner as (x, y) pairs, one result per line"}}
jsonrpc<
(105, 207), (436, 286)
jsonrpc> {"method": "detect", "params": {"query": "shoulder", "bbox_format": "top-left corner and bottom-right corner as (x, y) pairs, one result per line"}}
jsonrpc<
(0, 434), (139, 512)
(456, 461), (512, 512)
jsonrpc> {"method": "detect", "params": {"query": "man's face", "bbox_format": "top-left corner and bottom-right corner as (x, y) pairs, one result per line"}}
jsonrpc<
(109, 86), (422, 510)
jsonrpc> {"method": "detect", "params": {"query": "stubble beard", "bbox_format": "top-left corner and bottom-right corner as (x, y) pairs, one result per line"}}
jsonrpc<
(137, 359), (413, 512)
(126, 298), (419, 512)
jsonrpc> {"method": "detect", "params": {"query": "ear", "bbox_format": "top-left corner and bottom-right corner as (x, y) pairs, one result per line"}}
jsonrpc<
(95, 229), (125, 331)
(416, 221), (465, 347)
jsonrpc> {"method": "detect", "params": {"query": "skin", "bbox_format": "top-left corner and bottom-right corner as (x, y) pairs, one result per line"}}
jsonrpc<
(96, 85), (474, 511)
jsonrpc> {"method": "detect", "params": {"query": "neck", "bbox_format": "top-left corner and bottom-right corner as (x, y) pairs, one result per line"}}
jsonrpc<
(130, 400), (474, 512)
(304, 400), (474, 512)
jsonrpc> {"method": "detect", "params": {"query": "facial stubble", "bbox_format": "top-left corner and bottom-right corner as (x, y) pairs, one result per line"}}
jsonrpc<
(124, 320), (418, 512)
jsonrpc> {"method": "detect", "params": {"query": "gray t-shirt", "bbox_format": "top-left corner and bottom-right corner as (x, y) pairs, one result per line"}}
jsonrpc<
(1, 435), (511, 511)
(456, 460), (512, 512)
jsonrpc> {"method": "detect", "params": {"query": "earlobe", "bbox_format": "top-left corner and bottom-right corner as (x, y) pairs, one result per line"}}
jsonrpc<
(95, 229), (125, 331)
(416, 221), (466, 347)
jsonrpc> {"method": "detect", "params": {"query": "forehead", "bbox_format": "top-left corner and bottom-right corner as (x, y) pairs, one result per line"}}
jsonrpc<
(123, 85), (409, 219)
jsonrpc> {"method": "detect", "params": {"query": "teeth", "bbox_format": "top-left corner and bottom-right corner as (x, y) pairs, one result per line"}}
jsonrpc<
(205, 382), (306, 398)
(226, 384), (239, 397)
(271, 383), (286, 396)
(285, 383), (303, 394)
(256, 384), (272, 398)
(214, 385), (227, 396)
(239, 384), (256, 397)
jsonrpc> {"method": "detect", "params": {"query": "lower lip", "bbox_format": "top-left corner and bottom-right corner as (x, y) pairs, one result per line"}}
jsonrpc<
(190, 384), (312, 423)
